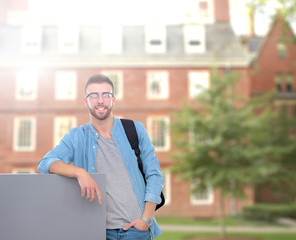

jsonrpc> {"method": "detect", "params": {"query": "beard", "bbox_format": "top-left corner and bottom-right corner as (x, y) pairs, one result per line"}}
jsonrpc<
(88, 102), (113, 121)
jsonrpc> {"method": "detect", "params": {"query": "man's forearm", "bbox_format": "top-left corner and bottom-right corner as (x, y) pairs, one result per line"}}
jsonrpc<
(142, 201), (157, 220)
(49, 160), (86, 178)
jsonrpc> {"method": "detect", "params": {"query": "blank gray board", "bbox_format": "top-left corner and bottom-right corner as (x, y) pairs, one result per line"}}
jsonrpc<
(0, 173), (106, 240)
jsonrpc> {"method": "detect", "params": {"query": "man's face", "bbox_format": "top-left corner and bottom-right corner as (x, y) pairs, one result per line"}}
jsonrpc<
(84, 83), (116, 121)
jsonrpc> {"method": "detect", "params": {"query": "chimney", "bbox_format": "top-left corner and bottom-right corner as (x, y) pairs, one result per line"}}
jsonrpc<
(213, 0), (230, 23)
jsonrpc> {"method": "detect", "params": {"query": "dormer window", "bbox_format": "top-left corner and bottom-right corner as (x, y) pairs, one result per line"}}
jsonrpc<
(21, 25), (42, 54)
(145, 25), (166, 53)
(101, 25), (122, 54)
(184, 25), (206, 53)
(58, 25), (79, 54)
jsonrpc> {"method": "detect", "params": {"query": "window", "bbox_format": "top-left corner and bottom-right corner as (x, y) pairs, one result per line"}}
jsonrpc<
(101, 25), (122, 54)
(16, 70), (38, 100)
(190, 179), (214, 205)
(58, 25), (79, 54)
(54, 117), (77, 146)
(162, 170), (171, 205)
(145, 25), (166, 53)
(277, 41), (287, 58)
(12, 168), (35, 174)
(21, 25), (42, 54)
(147, 71), (169, 99)
(286, 72), (293, 92)
(13, 117), (36, 152)
(274, 73), (282, 92)
(55, 71), (77, 100)
(188, 71), (209, 98)
(147, 116), (170, 151)
(184, 25), (206, 53)
(102, 71), (123, 100)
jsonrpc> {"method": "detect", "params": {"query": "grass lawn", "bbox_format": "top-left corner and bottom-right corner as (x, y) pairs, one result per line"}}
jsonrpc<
(156, 215), (285, 227)
(155, 216), (296, 240)
(157, 232), (296, 240)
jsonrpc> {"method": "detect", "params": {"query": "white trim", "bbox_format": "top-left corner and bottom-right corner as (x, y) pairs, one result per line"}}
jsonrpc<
(12, 168), (35, 174)
(0, 60), (249, 68)
(101, 25), (122, 54)
(145, 25), (166, 54)
(188, 70), (210, 98)
(163, 169), (171, 205)
(190, 180), (214, 205)
(146, 71), (169, 99)
(184, 24), (206, 54)
(147, 116), (170, 152)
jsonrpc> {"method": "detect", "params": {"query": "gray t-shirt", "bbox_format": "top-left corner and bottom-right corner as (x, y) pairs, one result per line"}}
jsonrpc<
(95, 135), (142, 229)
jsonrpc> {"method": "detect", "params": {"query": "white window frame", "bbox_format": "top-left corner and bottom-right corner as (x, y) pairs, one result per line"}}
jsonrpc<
(162, 169), (171, 205)
(190, 180), (214, 205)
(54, 116), (77, 147)
(145, 25), (166, 53)
(58, 25), (79, 54)
(20, 25), (42, 54)
(188, 71), (210, 98)
(147, 116), (170, 152)
(147, 71), (169, 99)
(12, 168), (35, 174)
(55, 71), (77, 100)
(101, 25), (122, 54)
(13, 117), (36, 152)
(16, 70), (38, 100)
(184, 25), (206, 53)
(101, 71), (123, 100)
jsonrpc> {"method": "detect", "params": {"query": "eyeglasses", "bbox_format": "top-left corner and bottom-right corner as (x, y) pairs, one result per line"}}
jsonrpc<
(86, 92), (114, 101)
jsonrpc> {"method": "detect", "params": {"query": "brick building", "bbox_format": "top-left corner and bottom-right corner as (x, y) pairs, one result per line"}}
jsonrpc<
(1, 0), (294, 218)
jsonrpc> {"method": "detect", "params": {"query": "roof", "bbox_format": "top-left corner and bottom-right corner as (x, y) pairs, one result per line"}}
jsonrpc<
(0, 23), (248, 68)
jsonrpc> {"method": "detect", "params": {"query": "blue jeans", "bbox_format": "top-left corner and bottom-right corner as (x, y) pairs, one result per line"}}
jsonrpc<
(106, 227), (151, 240)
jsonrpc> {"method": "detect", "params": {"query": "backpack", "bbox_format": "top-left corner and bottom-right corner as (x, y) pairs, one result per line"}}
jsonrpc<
(120, 119), (165, 211)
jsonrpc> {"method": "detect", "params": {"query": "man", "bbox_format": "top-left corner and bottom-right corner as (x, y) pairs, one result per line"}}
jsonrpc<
(38, 74), (163, 239)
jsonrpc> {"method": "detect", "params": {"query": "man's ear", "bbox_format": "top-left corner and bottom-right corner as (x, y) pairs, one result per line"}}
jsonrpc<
(83, 97), (88, 106)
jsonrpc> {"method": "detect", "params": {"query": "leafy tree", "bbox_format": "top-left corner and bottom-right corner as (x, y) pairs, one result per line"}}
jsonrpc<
(171, 68), (296, 238)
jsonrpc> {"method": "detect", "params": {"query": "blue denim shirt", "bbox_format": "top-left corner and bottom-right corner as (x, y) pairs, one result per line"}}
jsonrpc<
(38, 117), (163, 238)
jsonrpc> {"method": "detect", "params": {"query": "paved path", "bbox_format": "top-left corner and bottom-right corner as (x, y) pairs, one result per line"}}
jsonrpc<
(159, 225), (296, 233)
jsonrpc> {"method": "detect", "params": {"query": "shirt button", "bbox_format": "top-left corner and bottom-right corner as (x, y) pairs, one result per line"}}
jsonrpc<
(92, 167), (95, 170)
(93, 146), (96, 148)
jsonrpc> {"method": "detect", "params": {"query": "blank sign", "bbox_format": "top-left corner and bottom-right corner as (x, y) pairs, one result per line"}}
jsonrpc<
(0, 173), (106, 240)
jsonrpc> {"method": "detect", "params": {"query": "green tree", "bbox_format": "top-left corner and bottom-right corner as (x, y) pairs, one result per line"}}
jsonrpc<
(171, 68), (296, 238)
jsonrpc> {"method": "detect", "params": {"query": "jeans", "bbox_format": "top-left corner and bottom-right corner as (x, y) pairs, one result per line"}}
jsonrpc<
(106, 227), (151, 240)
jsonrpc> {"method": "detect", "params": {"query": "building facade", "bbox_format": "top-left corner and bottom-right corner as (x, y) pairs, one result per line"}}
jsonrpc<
(1, 0), (294, 217)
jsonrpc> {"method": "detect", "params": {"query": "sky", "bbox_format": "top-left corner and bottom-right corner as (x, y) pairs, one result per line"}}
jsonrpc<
(25, 0), (295, 36)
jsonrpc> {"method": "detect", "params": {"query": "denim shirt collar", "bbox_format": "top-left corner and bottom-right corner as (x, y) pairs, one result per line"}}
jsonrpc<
(87, 116), (119, 138)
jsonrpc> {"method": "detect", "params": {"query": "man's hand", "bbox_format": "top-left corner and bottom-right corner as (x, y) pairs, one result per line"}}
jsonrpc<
(49, 161), (102, 204)
(123, 218), (149, 231)
(76, 169), (102, 204)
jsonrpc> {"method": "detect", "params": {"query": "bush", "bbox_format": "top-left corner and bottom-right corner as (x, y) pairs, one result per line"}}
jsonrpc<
(242, 203), (296, 222)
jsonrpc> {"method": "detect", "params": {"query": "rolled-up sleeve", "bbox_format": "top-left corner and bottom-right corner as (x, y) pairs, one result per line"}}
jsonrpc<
(135, 122), (164, 204)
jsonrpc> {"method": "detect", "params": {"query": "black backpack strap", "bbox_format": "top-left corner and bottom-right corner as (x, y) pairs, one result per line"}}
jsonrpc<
(120, 119), (146, 183)
(120, 118), (165, 210)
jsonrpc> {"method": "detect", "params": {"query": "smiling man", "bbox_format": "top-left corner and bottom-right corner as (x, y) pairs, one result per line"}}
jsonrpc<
(38, 73), (163, 239)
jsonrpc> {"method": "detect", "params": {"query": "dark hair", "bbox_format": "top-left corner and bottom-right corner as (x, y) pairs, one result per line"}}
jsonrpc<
(84, 74), (114, 95)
